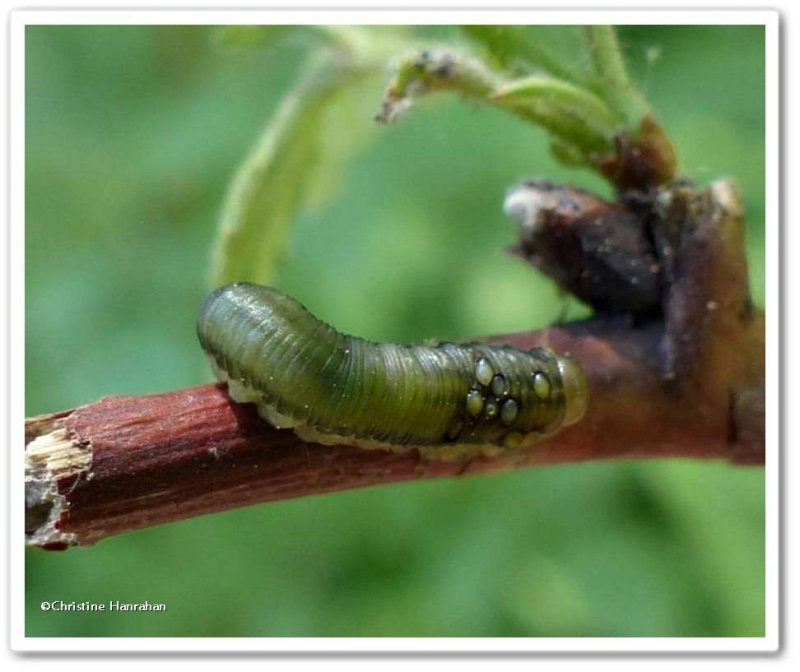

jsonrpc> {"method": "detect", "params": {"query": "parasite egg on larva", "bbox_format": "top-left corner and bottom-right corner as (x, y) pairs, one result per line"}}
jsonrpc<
(197, 283), (588, 459)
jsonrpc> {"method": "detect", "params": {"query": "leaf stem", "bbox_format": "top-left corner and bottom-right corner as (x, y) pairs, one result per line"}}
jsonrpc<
(585, 26), (649, 128)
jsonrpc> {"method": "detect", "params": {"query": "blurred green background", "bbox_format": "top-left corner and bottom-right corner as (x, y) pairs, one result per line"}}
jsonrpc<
(25, 25), (765, 637)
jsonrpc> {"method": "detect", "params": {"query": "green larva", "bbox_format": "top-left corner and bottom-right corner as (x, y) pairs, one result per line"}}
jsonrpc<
(198, 283), (588, 459)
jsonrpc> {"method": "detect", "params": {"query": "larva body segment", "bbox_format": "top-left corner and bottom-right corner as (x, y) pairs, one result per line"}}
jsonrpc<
(198, 283), (587, 459)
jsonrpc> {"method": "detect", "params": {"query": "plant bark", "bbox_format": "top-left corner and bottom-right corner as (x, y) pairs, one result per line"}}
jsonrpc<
(25, 178), (765, 549)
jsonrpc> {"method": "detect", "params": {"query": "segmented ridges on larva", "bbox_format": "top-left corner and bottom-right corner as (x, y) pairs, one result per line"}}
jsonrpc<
(198, 283), (588, 456)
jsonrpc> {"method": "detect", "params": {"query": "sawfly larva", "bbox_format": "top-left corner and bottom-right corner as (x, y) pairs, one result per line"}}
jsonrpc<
(198, 283), (587, 459)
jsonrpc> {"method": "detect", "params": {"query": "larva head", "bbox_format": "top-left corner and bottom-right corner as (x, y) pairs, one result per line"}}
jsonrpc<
(556, 355), (588, 426)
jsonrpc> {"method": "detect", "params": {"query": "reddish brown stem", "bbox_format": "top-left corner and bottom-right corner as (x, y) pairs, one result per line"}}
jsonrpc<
(24, 179), (764, 548)
(25, 310), (763, 549)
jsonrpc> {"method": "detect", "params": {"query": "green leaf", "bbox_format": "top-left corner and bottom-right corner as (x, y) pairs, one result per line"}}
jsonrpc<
(209, 28), (407, 288)
(492, 75), (620, 153)
(209, 53), (363, 288)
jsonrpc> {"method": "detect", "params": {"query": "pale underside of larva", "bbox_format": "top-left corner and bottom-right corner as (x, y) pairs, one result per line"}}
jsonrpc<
(197, 283), (588, 460)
